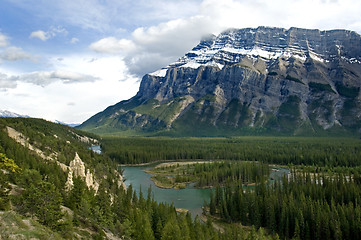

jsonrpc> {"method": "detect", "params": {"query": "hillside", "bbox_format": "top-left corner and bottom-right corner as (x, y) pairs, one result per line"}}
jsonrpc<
(1, 117), (251, 240)
(0, 117), (126, 238)
(79, 27), (361, 137)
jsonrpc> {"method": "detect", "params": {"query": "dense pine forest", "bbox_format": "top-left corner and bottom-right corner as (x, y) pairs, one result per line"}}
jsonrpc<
(102, 137), (361, 167)
(207, 170), (361, 240)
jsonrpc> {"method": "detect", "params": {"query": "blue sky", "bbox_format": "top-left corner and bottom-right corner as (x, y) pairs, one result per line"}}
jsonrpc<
(1, 0), (361, 123)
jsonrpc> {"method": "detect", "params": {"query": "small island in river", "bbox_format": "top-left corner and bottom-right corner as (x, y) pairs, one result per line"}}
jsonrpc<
(145, 160), (271, 190)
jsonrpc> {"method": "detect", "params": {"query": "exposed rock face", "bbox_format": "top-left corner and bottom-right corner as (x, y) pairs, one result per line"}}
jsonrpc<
(65, 153), (99, 192)
(85, 169), (99, 191)
(5, 126), (68, 170)
(79, 27), (361, 136)
(69, 152), (86, 178)
(65, 170), (73, 192)
(114, 170), (127, 190)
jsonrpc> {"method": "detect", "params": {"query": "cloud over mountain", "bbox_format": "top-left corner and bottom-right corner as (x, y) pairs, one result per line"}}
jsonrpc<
(89, 0), (361, 77)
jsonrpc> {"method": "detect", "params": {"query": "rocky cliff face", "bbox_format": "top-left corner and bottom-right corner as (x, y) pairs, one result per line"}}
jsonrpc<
(79, 27), (361, 136)
(65, 152), (99, 192)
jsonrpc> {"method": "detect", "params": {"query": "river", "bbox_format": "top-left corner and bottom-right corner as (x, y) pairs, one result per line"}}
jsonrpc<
(122, 163), (289, 218)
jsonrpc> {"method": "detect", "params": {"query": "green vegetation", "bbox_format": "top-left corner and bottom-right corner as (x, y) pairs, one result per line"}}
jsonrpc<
(286, 75), (304, 84)
(102, 136), (361, 166)
(308, 82), (336, 94)
(150, 174), (178, 189)
(134, 97), (187, 124)
(207, 169), (361, 240)
(2, 116), (361, 239)
(0, 211), (64, 240)
(147, 161), (270, 189)
(268, 71), (278, 76)
(0, 118), (122, 238)
(0, 153), (20, 210)
(336, 82), (360, 98)
(276, 95), (301, 132)
(218, 99), (252, 128)
(0, 117), (277, 239)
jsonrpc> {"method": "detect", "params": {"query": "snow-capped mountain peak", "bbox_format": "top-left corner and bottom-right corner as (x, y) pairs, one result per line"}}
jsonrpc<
(149, 27), (361, 77)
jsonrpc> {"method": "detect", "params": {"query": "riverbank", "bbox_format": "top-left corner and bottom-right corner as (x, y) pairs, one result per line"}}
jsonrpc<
(120, 159), (218, 167)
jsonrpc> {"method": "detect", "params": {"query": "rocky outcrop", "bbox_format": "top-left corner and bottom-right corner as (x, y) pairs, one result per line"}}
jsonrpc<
(69, 152), (86, 178)
(114, 170), (126, 190)
(5, 126), (68, 169)
(65, 170), (73, 192)
(70, 131), (99, 144)
(65, 152), (99, 192)
(79, 27), (361, 136)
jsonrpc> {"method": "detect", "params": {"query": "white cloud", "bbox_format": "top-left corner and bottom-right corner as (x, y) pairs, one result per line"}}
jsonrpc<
(0, 33), (9, 48)
(8, 0), (201, 32)
(29, 30), (48, 41)
(89, 0), (361, 77)
(0, 33), (33, 62)
(0, 55), (139, 123)
(90, 16), (215, 76)
(30, 26), (68, 41)
(0, 73), (17, 89)
(70, 38), (79, 44)
(0, 47), (33, 61)
(17, 70), (99, 86)
(90, 37), (136, 54)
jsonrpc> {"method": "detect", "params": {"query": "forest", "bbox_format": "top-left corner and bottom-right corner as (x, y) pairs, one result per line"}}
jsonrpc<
(207, 170), (361, 240)
(1, 117), (361, 239)
(103, 136), (361, 167)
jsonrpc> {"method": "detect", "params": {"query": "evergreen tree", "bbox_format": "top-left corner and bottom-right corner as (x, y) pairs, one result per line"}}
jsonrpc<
(161, 216), (181, 240)
(21, 181), (63, 230)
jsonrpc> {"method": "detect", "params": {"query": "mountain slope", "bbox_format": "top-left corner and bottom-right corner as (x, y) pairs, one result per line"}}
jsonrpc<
(79, 27), (361, 136)
(0, 117), (125, 239)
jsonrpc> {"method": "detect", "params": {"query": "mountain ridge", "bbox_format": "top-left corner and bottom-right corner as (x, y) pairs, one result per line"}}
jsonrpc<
(0, 110), (30, 118)
(79, 26), (361, 136)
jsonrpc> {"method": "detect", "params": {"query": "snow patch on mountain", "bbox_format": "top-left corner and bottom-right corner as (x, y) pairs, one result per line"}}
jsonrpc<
(0, 110), (29, 118)
(148, 27), (360, 76)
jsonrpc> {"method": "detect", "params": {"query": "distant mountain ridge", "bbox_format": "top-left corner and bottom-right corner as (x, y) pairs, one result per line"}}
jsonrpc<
(54, 120), (79, 128)
(0, 110), (29, 118)
(0, 110), (79, 127)
(79, 27), (361, 136)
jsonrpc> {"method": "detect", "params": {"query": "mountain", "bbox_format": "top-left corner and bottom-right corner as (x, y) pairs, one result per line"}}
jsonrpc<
(0, 110), (29, 118)
(54, 120), (80, 128)
(79, 27), (361, 136)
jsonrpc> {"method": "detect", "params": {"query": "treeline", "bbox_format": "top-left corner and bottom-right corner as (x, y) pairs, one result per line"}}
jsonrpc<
(102, 137), (361, 167)
(194, 162), (269, 187)
(208, 171), (361, 239)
